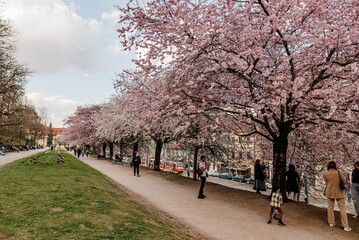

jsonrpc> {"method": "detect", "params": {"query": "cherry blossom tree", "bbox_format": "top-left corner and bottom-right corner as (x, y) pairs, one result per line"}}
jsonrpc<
(61, 104), (102, 149)
(94, 94), (145, 160)
(115, 68), (236, 173)
(118, 0), (359, 195)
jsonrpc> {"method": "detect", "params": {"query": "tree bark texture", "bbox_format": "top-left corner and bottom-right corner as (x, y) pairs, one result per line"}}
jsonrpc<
(154, 139), (163, 171)
(132, 141), (139, 161)
(272, 137), (289, 201)
(192, 145), (200, 181)
(102, 143), (107, 157)
(109, 142), (114, 159)
(119, 139), (124, 157)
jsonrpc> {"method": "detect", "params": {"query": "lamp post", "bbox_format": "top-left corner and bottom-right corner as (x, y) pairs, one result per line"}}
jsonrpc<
(31, 130), (34, 147)
(37, 132), (41, 148)
(19, 125), (23, 145)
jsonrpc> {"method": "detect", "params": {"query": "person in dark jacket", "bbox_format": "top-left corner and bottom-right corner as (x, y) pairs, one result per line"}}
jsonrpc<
(77, 148), (82, 158)
(132, 151), (141, 177)
(253, 159), (266, 193)
(351, 161), (359, 218)
(286, 164), (300, 201)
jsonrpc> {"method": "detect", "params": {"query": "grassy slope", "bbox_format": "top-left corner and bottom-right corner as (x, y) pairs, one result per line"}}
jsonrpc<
(0, 151), (193, 240)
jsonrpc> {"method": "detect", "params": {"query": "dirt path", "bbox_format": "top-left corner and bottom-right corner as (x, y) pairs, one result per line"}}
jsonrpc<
(79, 157), (358, 240)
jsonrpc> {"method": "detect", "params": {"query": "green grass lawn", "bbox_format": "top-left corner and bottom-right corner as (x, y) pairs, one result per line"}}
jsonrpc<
(0, 151), (194, 240)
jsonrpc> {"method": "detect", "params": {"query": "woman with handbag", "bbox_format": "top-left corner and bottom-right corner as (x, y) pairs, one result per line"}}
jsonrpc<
(323, 161), (351, 232)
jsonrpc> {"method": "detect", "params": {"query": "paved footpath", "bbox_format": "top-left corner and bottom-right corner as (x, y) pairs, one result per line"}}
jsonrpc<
(0, 148), (48, 166)
(77, 156), (358, 240)
(190, 172), (356, 215)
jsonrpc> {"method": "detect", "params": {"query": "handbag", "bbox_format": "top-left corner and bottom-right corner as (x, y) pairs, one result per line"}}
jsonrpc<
(196, 168), (203, 176)
(338, 171), (346, 190)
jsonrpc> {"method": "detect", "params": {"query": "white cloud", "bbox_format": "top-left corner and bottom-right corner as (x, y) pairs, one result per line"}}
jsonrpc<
(101, 10), (121, 24)
(26, 91), (81, 127)
(3, 0), (104, 74)
(107, 40), (129, 56)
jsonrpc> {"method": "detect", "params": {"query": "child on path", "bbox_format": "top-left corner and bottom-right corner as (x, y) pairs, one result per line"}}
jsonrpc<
(268, 186), (286, 226)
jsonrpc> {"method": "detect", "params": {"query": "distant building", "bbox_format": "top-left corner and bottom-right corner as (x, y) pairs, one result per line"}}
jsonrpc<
(52, 128), (64, 146)
(52, 128), (64, 136)
(37, 127), (64, 146)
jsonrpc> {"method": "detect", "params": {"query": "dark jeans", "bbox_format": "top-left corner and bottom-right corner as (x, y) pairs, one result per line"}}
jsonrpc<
(133, 164), (140, 175)
(198, 176), (206, 197)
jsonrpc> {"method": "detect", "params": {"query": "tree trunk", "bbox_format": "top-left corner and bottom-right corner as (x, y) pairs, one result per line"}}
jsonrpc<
(132, 141), (139, 161)
(154, 139), (163, 171)
(272, 136), (289, 201)
(120, 138), (124, 157)
(109, 142), (114, 159)
(102, 143), (107, 157)
(192, 145), (200, 181)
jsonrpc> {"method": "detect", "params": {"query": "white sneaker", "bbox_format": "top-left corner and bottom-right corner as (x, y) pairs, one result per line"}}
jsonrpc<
(344, 227), (351, 232)
(329, 224), (335, 227)
(353, 214), (359, 218)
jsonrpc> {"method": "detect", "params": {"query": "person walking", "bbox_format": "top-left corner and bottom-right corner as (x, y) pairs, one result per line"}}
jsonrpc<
(351, 161), (359, 218)
(77, 148), (82, 158)
(286, 164), (300, 201)
(132, 151), (141, 177)
(198, 155), (208, 199)
(186, 164), (191, 177)
(253, 159), (266, 194)
(268, 185), (286, 226)
(323, 161), (351, 232)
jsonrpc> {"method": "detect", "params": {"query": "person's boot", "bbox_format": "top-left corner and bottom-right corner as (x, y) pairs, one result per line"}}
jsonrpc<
(277, 219), (286, 226)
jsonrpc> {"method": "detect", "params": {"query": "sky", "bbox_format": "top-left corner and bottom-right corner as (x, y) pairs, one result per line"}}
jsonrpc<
(2, 0), (137, 127)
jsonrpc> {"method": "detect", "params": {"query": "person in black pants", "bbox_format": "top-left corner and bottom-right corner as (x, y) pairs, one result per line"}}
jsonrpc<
(253, 159), (266, 193)
(132, 151), (141, 177)
(198, 155), (208, 199)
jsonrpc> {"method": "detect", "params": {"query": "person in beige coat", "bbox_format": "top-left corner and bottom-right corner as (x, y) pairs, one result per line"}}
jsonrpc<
(323, 161), (351, 232)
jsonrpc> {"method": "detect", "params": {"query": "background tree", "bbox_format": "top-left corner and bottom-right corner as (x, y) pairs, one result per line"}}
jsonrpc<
(61, 104), (102, 151)
(118, 0), (358, 197)
(47, 122), (53, 147)
(0, 10), (32, 145)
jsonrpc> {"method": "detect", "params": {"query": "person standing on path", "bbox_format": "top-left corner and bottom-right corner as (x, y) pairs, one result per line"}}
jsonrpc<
(286, 164), (300, 201)
(323, 161), (351, 232)
(186, 164), (191, 177)
(198, 155), (208, 199)
(268, 185), (286, 226)
(351, 161), (359, 218)
(253, 159), (266, 194)
(77, 148), (82, 158)
(132, 151), (141, 177)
